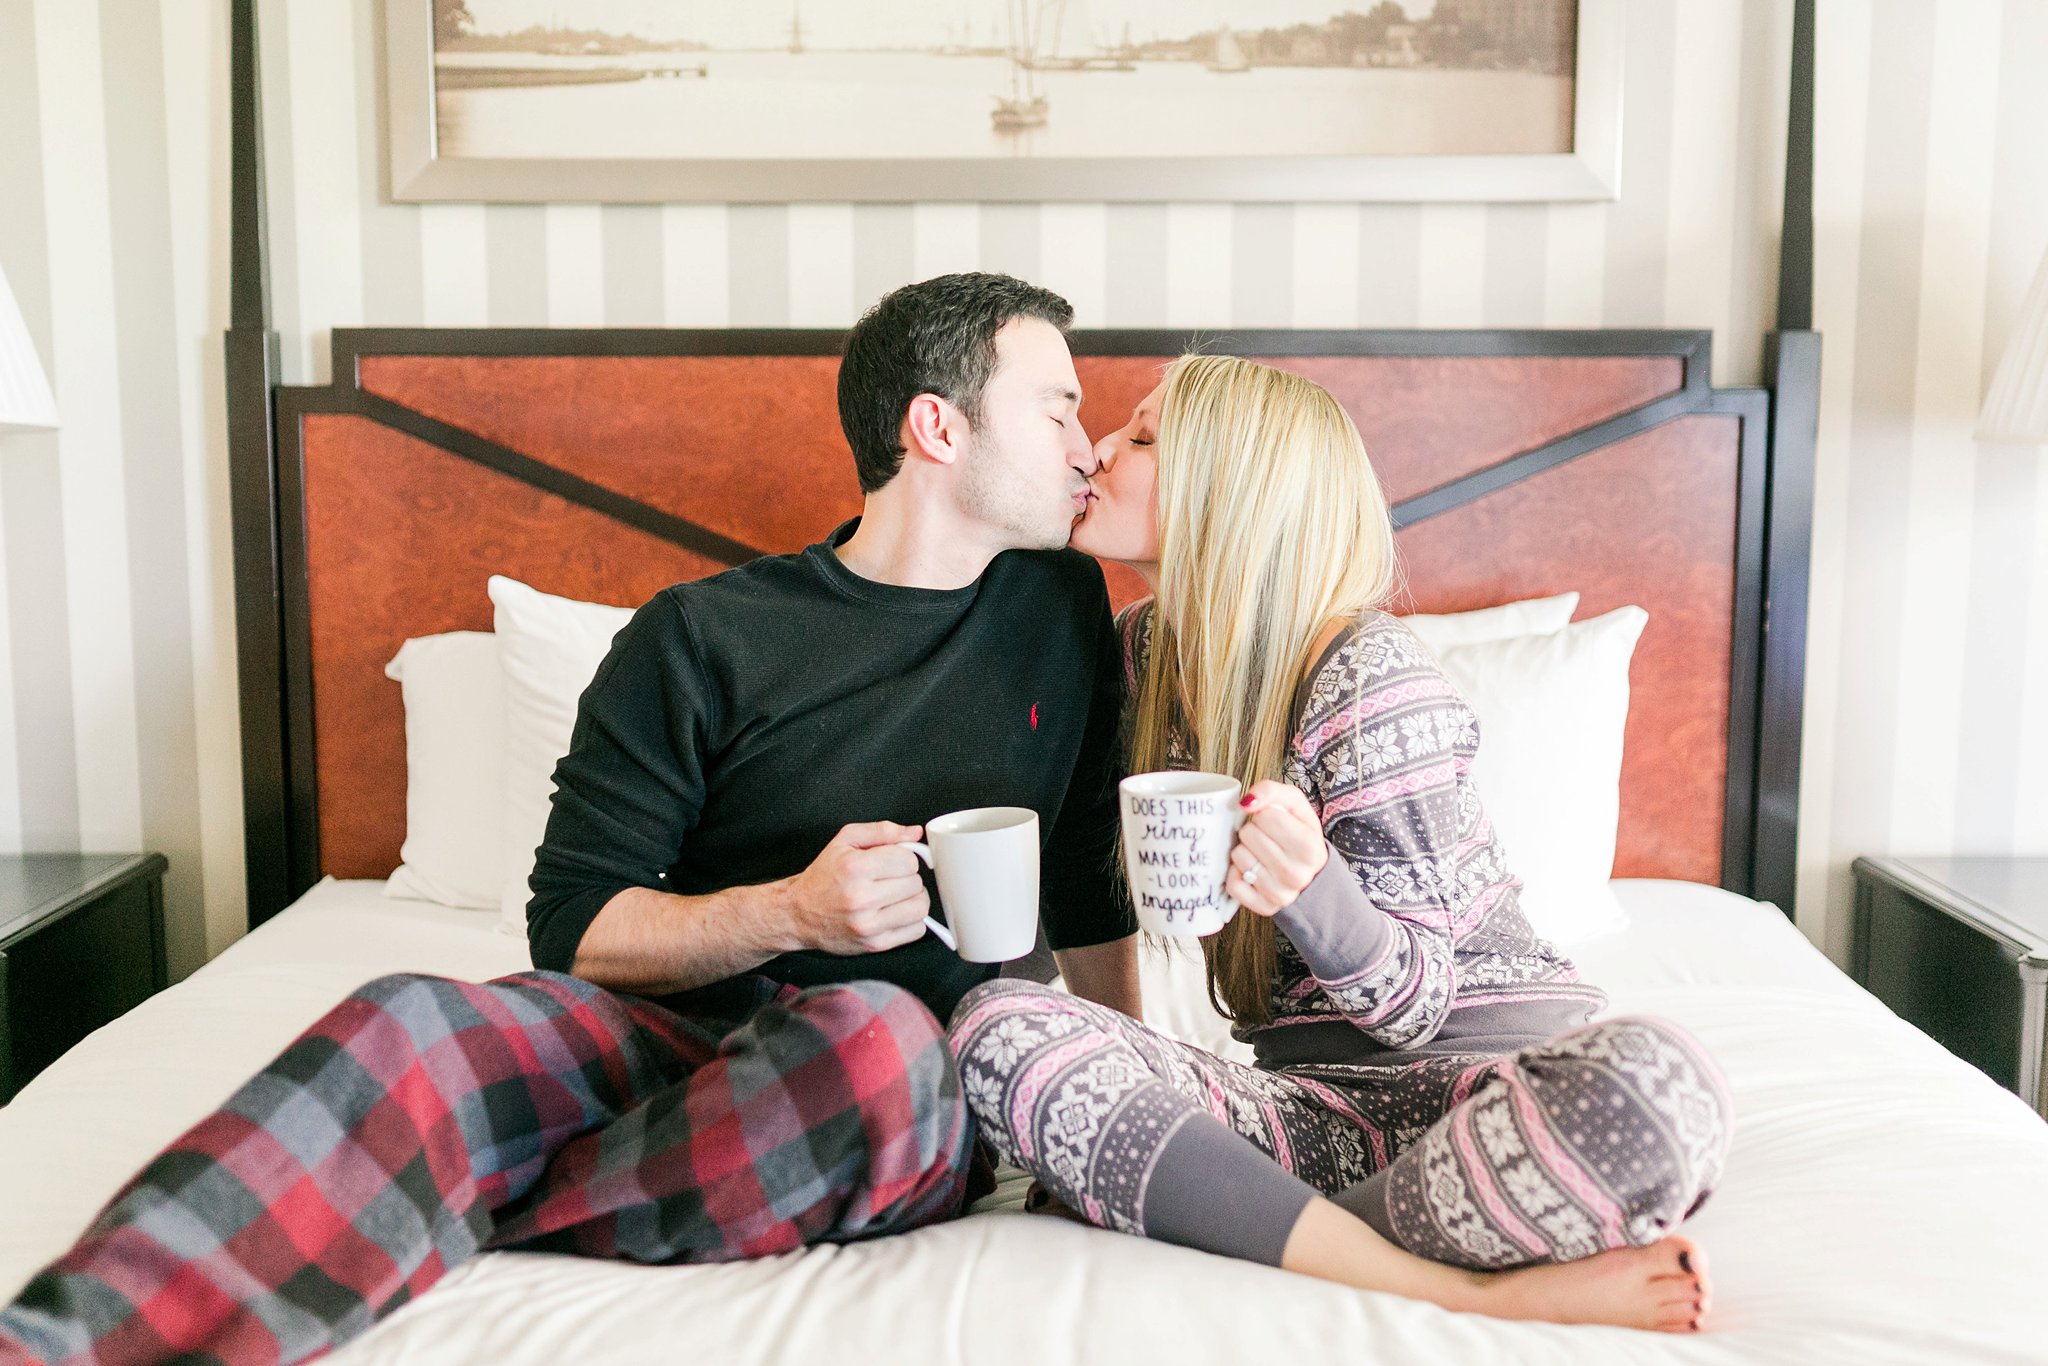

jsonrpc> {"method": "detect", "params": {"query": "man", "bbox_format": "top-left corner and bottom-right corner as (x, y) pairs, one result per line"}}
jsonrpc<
(0, 273), (1139, 1366)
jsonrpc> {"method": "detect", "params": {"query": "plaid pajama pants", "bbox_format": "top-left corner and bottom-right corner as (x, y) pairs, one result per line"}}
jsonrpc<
(951, 979), (1731, 1271)
(0, 970), (974, 1366)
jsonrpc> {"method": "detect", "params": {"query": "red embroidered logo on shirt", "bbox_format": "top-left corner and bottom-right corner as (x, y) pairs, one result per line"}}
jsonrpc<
(1030, 703), (1039, 730)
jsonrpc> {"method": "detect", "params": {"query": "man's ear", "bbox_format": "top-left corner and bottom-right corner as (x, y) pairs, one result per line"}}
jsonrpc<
(902, 392), (966, 469)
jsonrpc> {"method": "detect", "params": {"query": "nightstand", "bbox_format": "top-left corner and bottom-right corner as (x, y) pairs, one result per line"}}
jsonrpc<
(1850, 856), (2048, 1119)
(0, 853), (168, 1103)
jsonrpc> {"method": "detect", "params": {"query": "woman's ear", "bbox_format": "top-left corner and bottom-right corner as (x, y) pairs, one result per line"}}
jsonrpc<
(902, 392), (964, 468)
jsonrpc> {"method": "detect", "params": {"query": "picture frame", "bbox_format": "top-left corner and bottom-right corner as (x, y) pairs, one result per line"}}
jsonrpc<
(383, 0), (1622, 204)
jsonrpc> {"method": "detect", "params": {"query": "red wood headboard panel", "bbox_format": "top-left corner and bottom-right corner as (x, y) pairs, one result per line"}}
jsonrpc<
(1396, 418), (1738, 883)
(299, 346), (1736, 886)
(302, 415), (724, 878)
(1063, 354), (1683, 504)
(360, 356), (862, 554)
(360, 353), (1681, 534)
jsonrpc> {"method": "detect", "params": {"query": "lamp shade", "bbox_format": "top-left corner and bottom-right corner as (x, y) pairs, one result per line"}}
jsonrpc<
(1979, 244), (2048, 446)
(0, 260), (58, 434)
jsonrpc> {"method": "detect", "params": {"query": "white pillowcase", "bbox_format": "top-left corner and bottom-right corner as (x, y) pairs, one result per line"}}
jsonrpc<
(490, 575), (635, 937)
(1399, 591), (1578, 653)
(1433, 605), (1648, 945)
(1133, 597), (1637, 1049)
(382, 632), (504, 910)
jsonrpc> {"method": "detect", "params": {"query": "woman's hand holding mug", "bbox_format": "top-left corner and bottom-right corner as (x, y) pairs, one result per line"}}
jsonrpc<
(1224, 780), (1328, 917)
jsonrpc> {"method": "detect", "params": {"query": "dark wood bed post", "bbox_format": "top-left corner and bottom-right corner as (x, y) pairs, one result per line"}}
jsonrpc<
(225, 0), (293, 928)
(1754, 0), (1821, 915)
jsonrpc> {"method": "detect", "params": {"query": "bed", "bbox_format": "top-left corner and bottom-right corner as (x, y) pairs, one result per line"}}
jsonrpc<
(3, 877), (2044, 1364)
(8, 324), (2044, 1364)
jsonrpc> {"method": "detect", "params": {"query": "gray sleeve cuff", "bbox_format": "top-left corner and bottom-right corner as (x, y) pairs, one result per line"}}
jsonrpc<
(1271, 843), (1395, 983)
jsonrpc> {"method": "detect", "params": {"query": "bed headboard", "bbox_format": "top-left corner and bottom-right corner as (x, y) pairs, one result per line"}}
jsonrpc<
(233, 326), (1809, 930)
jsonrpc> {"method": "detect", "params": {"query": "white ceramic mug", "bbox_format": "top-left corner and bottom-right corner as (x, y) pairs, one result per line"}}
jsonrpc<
(1119, 771), (1246, 937)
(902, 806), (1041, 963)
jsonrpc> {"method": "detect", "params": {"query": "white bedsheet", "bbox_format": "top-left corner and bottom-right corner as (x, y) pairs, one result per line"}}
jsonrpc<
(3, 878), (2045, 1364)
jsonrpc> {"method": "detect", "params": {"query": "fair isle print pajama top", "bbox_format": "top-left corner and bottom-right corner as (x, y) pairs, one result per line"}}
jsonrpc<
(1139, 601), (1605, 1070)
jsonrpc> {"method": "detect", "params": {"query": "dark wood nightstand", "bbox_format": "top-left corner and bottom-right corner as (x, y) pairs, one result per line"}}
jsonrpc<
(0, 853), (168, 1103)
(1850, 856), (2048, 1119)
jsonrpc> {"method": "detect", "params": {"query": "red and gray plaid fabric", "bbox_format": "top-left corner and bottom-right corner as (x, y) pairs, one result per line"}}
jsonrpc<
(0, 970), (972, 1366)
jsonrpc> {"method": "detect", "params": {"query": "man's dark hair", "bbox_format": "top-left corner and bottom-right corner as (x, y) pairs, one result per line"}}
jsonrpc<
(837, 272), (1074, 494)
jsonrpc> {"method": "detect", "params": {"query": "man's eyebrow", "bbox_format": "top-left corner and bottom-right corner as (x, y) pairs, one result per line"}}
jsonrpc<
(1039, 386), (1082, 405)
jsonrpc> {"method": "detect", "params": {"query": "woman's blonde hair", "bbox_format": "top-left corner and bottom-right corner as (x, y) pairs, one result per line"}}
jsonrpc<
(1129, 354), (1398, 1025)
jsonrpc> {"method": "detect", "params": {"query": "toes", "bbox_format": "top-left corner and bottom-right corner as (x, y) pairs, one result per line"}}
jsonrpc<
(1671, 1234), (1708, 1279)
(1648, 1269), (1706, 1303)
(1659, 1234), (1713, 1296)
(1655, 1303), (1706, 1334)
(1642, 1234), (1711, 1331)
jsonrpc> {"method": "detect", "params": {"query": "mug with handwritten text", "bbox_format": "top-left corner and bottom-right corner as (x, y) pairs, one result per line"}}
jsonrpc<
(1119, 771), (1246, 937)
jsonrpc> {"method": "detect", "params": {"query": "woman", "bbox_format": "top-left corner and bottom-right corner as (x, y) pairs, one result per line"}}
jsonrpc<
(948, 356), (1731, 1332)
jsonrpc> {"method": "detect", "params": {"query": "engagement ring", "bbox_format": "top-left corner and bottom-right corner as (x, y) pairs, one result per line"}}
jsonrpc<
(1245, 860), (1264, 887)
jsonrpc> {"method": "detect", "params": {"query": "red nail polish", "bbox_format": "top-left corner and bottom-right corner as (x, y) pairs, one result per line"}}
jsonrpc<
(1239, 794), (1255, 808)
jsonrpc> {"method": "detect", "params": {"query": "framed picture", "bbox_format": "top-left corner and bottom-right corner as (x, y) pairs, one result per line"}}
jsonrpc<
(385, 0), (1621, 203)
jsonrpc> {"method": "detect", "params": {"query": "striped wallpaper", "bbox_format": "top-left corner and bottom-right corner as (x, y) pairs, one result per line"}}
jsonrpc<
(0, 0), (237, 981)
(0, 0), (2040, 982)
(1804, 0), (2048, 960)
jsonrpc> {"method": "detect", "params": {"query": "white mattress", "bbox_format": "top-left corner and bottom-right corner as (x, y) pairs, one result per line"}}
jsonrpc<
(3, 878), (2046, 1364)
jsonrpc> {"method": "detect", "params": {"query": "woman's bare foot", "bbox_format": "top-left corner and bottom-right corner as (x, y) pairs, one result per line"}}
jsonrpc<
(1462, 1235), (1711, 1334)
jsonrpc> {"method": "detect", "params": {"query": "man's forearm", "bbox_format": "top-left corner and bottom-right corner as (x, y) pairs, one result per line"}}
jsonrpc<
(569, 882), (800, 996)
(1054, 934), (1143, 1018)
(563, 820), (937, 995)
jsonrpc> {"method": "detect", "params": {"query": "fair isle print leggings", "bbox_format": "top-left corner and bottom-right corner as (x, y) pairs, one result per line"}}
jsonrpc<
(949, 979), (1732, 1270)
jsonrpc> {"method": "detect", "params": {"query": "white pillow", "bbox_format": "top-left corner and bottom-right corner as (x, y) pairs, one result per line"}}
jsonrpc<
(1399, 592), (1578, 653)
(382, 632), (504, 910)
(490, 575), (635, 938)
(1131, 605), (1643, 1056)
(1433, 605), (1649, 944)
